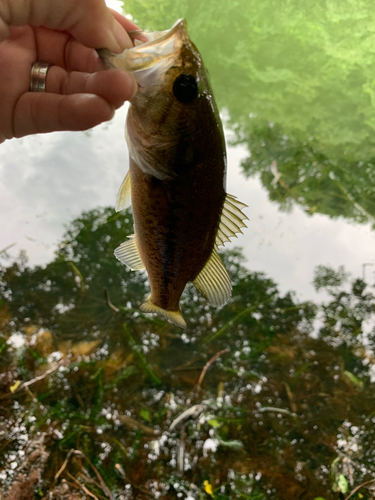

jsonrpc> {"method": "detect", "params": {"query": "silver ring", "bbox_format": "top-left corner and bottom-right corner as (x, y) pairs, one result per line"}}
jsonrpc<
(30, 62), (51, 92)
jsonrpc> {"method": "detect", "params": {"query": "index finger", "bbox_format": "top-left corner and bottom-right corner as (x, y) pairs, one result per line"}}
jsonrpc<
(0, 0), (134, 52)
(110, 9), (140, 32)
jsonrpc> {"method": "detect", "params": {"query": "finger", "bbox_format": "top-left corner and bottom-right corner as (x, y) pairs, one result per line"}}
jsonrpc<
(1, 0), (134, 52)
(111, 11), (149, 44)
(35, 27), (103, 73)
(13, 93), (116, 138)
(64, 3), (135, 52)
(109, 9), (141, 49)
(46, 67), (137, 108)
(110, 10), (140, 32)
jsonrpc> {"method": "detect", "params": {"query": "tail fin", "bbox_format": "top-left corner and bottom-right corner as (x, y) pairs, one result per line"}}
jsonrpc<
(140, 296), (187, 329)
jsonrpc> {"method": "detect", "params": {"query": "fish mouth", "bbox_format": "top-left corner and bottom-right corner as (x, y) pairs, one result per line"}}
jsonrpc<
(100, 19), (189, 87)
(129, 18), (187, 52)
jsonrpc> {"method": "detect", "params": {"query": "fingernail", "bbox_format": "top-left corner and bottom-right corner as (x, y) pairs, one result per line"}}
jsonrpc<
(129, 73), (138, 100)
(109, 105), (116, 120)
(113, 20), (133, 51)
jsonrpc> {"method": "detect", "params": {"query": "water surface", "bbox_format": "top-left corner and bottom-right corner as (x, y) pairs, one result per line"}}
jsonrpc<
(1, 1), (375, 499)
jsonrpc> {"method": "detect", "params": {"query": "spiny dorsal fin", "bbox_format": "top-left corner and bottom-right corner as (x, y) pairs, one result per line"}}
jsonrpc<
(215, 194), (249, 248)
(114, 235), (145, 270)
(115, 171), (131, 212)
(192, 249), (232, 308)
(140, 295), (187, 329)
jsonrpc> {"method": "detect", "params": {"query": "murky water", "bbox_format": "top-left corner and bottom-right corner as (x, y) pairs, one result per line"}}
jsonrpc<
(1, 1), (375, 499)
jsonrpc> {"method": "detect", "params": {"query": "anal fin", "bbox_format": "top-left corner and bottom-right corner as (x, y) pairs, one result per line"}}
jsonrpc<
(192, 249), (232, 308)
(114, 234), (145, 270)
(116, 171), (132, 212)
(140, 296), (187, 329)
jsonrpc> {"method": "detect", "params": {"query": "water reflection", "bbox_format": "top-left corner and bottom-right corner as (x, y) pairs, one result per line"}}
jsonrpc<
(235, 118), (375, 228)
(1, 0), (375, 497)
(124, 0), (375, 226)
(1, 208), (375, 498)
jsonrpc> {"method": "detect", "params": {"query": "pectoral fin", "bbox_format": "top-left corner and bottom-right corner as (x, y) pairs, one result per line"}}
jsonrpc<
(114, 235), (145, 270)
(192, 250), (232, 308)
(140, 296), (187, 329)
(116, 171), (132, 212)
(215, 194), (249, 248)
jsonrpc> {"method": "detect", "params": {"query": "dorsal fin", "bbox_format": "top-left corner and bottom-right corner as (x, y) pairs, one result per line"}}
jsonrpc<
(216, 194), (249, 248)
(192, 249), (232, 308)
(114, 235), (145, 270)
(116, 171), (132, 212)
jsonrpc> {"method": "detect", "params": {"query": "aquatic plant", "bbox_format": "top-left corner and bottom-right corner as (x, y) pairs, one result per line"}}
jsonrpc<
(1, 207), (375, 499)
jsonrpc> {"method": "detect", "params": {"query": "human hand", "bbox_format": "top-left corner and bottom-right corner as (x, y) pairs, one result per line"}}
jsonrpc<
(0, 0), (139, 143)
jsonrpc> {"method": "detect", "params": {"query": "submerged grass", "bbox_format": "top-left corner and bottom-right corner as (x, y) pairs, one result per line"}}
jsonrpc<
(122, 325), (162, 385)
(0, 208), (375, 499)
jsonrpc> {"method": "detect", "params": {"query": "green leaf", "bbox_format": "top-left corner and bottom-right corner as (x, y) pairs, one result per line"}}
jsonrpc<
(338, 474), (348, 493)
(208, 419), (221, 428)
(343, 370), (364, 389)
(140, 409), (151, 422)
(217, 438), (244, 450)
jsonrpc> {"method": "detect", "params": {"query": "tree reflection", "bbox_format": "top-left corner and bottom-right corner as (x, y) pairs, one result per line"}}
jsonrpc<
(1, 207), (375, 499)
(234, 118), (375, 226)
(123, 0), (375, 226)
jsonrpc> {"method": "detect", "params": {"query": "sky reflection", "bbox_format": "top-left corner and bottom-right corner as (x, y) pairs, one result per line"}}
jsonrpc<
(1, 105), (374, 301)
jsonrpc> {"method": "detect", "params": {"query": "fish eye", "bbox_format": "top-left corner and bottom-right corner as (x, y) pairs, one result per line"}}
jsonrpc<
(173, 74), (198, 104)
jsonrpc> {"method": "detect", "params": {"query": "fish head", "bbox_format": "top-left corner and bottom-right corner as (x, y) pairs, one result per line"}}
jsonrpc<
(124, 19), (225, 180)
(131, 19), (206, 95)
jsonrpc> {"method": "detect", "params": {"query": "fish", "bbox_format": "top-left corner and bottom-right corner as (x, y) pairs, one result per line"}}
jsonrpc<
(99, 19), (248, 329)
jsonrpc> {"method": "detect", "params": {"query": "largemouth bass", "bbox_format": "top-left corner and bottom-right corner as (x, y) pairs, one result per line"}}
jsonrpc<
(100, 19), (248, 329)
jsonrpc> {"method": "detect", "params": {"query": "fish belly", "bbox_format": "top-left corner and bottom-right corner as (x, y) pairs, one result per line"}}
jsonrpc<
(129, 157), (225, 312)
